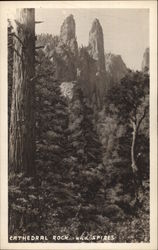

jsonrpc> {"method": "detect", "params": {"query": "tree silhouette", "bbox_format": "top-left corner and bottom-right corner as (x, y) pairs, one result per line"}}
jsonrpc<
(106, 71), (149, 187)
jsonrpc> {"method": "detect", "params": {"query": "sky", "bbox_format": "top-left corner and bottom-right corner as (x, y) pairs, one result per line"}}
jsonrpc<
(35, 8), (149, 70)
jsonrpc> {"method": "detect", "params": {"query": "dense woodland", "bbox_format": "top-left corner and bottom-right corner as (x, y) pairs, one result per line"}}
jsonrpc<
(8, 9), (149, 242)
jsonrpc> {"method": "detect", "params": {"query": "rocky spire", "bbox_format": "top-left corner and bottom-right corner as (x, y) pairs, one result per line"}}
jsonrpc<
(60, 14), (76, 43)
(88, 18), (105, 72)
(141, 47), (149, 73)
(60, 14), (78, 56)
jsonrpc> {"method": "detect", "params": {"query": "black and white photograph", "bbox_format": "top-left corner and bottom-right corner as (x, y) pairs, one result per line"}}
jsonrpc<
(0, 1), (157, 249)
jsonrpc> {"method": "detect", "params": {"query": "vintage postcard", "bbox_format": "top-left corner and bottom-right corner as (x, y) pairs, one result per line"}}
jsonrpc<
(0, 1), (157, 250)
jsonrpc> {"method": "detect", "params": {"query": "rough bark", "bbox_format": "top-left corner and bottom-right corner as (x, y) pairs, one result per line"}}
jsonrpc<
(9, 9), (35, 176)
(8, 23), (14, 128)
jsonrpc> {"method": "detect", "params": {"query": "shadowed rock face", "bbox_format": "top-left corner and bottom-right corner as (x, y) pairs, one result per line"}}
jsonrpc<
(105, 53), (128, 90)
(88, 18), (105, 72)
(77, 18), (106, 109)
(78, 46), (106, 110)
(141, 48), (149, 73)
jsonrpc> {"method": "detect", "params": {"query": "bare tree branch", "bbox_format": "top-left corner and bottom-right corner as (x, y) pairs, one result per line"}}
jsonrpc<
(12, 32), (25, 48)
(35, 46), (44, 50)
(137, 106), (148, 131)
(30, 71), (55, 82)
(35, 21), (44, 24)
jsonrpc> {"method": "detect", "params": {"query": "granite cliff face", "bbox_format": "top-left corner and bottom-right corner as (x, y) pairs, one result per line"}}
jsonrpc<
(105, 53), (128, 90)
(141, 48), (149, 73)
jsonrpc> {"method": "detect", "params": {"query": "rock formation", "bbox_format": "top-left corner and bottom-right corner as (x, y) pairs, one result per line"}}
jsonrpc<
(37, 15), (78, 82)
(77, 18), (106, 109)
(52, 15), (78, 81)
(37, 15), (129, 109)
(105, 53), (128, 90)
(60, 14), (78, 56)
(60, 15), (75, 43)
(141, 48), (149, 73)
(88, 18), (105, 73)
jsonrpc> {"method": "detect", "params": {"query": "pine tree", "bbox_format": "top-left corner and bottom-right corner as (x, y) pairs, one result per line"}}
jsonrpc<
(35, 49), (78, 239)
(68, 83), (107, 237)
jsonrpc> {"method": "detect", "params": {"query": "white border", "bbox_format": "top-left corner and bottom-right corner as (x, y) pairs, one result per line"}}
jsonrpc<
(0, 1), (157, 250)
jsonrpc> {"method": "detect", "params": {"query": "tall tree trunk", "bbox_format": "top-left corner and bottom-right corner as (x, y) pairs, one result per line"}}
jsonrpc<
(131, 121), (140, 203)
(131, 122), (138, 174)
(8, 22), (14, 129)
(9, 9), (35, 176)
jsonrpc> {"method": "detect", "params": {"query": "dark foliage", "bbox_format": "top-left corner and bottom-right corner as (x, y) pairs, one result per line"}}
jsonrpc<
(8, 32), (150, 243)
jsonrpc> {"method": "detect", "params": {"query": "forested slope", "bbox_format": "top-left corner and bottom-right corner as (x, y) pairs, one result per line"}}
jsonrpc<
(8, 13), (149, 242)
